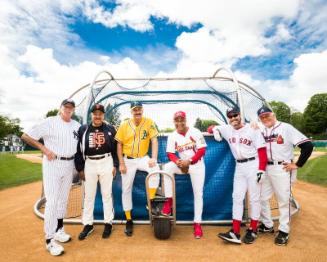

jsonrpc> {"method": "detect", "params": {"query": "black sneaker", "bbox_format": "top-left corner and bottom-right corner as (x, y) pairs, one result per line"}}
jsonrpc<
(275, 231), (289, 246)
(218, 230), (241, 244)
(242, 229), (257, 244)
(102, 223), (112, 239)
(124, 220), (133, 237)
(78, 225), (94, 240)
(258, 223), (274, 233)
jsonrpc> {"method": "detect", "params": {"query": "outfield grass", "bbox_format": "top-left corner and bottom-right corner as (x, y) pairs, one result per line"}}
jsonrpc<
(297, 154), (327, 186)
(0, 153), (42, 190)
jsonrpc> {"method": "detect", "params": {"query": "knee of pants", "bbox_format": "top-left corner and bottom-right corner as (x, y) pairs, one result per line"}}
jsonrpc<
(232, 193), (244, 205)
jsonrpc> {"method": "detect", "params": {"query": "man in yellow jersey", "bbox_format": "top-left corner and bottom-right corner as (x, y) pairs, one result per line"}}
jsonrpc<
(115, 101), (159, 236)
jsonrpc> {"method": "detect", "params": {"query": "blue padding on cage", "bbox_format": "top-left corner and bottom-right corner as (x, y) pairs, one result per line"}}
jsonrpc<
(93, 136), (235, 221)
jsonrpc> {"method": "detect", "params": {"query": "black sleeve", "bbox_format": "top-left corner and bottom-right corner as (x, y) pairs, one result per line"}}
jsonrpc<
(296, 141), (314, 167)
(109, 125), (119, 168)
(74, 125), (86, 172)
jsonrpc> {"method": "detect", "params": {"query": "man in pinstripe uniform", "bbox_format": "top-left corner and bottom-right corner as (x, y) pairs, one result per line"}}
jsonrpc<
(22, 99), (80, 256)
(115, 101), (159, 236)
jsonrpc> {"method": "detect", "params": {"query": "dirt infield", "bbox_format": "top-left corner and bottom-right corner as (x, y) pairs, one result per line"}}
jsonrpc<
(0, 181), (326, 262)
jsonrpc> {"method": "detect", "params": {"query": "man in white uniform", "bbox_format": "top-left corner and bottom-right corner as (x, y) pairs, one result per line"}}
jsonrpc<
(75, 104), (118, 240)
(256, 106), (313, 245)
(21, 99), (80, 256)
(161, 111), (207, 239)
(208, 107), (267, 244)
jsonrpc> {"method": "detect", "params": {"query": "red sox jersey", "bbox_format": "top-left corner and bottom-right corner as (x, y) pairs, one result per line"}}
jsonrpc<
(166, 127), (207, 160)
(217, 123), (265, 160)
(260, 121), (310, 162)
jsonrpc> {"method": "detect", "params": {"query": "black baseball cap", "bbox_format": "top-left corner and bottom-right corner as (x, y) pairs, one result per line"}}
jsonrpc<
(257, 106), (273, 116)
(130, 101), (143, 109)
(226, 106), (240, 117)
(91, 104), (105, 113)
(61, 99), (75, 107)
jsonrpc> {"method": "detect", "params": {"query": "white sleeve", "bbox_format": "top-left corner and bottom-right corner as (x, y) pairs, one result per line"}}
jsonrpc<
(195, 129), (207, 149)
(216, 125), (229, 140)
(252, 128), (266, 149)
(166, 133), (176, 153)
(286, 124), (310, 146)
(26, 118), (49, 140)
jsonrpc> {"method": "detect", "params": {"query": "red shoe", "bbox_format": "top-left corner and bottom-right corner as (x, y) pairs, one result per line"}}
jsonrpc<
(194, 223), (203, 239)
(161, 198), (172, 216)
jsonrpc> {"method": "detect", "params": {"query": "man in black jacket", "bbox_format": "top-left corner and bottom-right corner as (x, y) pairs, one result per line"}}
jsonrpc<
(75, 104), (118, 240)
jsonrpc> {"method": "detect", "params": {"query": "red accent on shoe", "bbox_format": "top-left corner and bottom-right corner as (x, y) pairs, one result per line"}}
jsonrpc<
(250, 219), (258, 231)
(194, 223), (203, 239)
(233, 219), (241, 234)
(161, 198), (173, 216)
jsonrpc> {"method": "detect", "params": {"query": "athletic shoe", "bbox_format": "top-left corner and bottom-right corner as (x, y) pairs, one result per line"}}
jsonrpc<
(54, 227), (71, 243)
(161, 199), (172, 216)
(242, 229), (257, 244)
(78, 225), (94, 240)
(194, 223), (203, 239)
(102, 223), (112, 239)
(218, 230), (241, 244)
(124, 220), (133, 237)
(275, 231), (289, 246)
(46, 239), (64, 256)
(258, 223), (274, 233)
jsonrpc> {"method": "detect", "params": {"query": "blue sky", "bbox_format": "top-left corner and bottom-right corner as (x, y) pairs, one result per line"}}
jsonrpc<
(0, 0), (326, 128)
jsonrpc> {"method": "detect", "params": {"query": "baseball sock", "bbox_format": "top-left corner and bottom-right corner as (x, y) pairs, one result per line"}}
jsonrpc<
(232, 219), (241, 234)
(56, 218), (63, 232)
(250, 219), (258, 232)
(125, 210), (132, 220)
(149, 188), (157, 200)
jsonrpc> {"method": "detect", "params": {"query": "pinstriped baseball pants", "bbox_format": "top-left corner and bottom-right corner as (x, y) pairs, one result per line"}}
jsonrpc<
(42, 158), (74, 239)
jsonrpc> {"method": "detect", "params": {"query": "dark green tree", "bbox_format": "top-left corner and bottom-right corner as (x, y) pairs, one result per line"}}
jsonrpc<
(194, 118), (218, 132)
(0, 115), (23, 140)
(290, 112), (304, 133)
(46, 109), (59, 117)
(105, 104), (121, 128)
(303, 93), (327, 135)
(269, 101), (291, 123)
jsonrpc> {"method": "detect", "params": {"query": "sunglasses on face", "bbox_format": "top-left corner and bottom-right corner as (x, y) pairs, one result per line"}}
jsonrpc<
(227, 113), (239, 119)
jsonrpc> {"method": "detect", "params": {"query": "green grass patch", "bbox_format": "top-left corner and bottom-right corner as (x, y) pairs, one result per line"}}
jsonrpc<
(297, 155), (327, 186)
(0, 153), (42, 190)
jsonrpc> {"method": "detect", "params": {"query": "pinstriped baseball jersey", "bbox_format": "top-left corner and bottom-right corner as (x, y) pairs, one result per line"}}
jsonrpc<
(115, 117), (158, 158)
(27, 115), (80, 157)
(260, 121), (310, 162)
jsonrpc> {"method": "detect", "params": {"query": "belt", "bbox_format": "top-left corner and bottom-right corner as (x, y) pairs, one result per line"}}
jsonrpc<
(56, 156), (74, 161)
(268, 161), (284, 165)
(124, 154), (136, 159)
(87, 153), (111, 160)
(236, 157), (255, 163)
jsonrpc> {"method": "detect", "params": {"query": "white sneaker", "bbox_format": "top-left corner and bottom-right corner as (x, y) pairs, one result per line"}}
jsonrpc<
(54, 228), (71, 243)
(46, 239), (64, 256)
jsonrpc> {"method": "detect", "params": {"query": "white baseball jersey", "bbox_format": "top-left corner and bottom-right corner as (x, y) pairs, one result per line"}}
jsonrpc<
(166, 127), (207, 159)
(260, 121), (310, 162)
(217, 124), (265, 160)
(27, 115), (80, 157)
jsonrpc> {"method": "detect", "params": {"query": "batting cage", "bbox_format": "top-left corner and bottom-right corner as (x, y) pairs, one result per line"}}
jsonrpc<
(34, 67), (299, 224)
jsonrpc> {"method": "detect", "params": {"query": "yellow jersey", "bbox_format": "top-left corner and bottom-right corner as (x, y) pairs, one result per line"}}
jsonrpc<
(115, 117), (158, 158)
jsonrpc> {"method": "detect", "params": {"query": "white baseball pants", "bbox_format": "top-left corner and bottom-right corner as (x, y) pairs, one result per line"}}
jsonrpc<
(260, 164), (291, 233)
(163, 161), (205, 223)
(43, 158), (74, 239)
(121, 155), (159, 211)
(232, 159), (261, 221)
(83, 155), (114, 225)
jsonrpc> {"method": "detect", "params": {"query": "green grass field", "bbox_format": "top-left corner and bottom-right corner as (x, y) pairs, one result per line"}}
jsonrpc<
(0, 153), (42, 190)
(297, 154), (327, 186)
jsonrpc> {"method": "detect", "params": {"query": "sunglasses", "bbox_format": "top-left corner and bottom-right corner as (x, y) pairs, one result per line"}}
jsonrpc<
(227, 113), (239, 119)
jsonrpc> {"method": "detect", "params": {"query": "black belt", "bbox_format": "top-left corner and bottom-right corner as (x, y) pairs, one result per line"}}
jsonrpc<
(87, 153), (111, 160)
(236, 157), (255, 163)
(268, 161), (284, 165)
(124, 155), (136, 159)
(56, 156), (74, 161)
